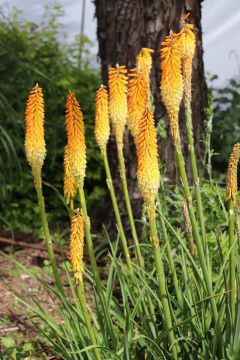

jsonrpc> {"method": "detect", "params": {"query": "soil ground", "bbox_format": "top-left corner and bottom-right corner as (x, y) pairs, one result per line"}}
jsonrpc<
(0, 236), (68, 359)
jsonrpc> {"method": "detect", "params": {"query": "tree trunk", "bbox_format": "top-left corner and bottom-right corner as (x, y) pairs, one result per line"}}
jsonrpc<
(95, 0), (207, 220)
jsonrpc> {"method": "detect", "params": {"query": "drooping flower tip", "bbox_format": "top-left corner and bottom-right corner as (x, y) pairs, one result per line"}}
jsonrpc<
(226, 144), (240, 203)
(108, 65), (128, 152)
(69, 208), (85, 282)
(95, 85), (110, 153)
(65, 91), (86, 182)
(25, 84), (46, 174)
(63, 145), (77, 205)
(137, 106), (160, 214)
(127, 67), (149, 139)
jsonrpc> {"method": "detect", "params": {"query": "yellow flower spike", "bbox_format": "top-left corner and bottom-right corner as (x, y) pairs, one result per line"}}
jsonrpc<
(226, 144), (240, 204)
(65, 91), (86, 182)
(63, 145), (77, 206)
(25, 84), (46, 187)
(137, 106), (160, 218)
(136, 48), (154, 74)
(128, 67), (149, 139)
(95, 85), (110, 153)
(160, 31), (183, 140)
(179, 17), (196, 109)
(108, 64), (128, 152)
(70, 208), (85, 282)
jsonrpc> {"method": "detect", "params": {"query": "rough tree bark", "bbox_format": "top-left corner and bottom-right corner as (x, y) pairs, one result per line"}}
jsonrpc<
(95, 0), (207, 220)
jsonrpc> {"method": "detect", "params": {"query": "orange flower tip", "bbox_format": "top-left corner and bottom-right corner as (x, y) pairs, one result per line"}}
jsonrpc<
(65, 91), (86, 181)
(139, 47), (154, 53)
(136, 48), (154, 72)
(95, 85), (110, 151)
(25, 85), (46, 175)
(160, 31), (183, 132)
(108, 64), (128, 150)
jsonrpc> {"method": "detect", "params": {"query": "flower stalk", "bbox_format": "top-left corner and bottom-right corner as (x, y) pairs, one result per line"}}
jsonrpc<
(108, 66), (142, 268)
(102, 151), (134, 272)
(148, 215), (178, 359)
(179, 19), (207, 253)
(69, 209), (102, 360)
(36, 187), (64, 295)
(157, 195), (183, 309)
(136, 105), (178, 357)
(95, 86), (156, 322)
(65, 91), (117, 346)
(76, 280), (102, 360)
(160, 32), (218, 323)
(226, 143), (240, 326)
(95, 85), (134, 271)
(25, 84), (64, 295)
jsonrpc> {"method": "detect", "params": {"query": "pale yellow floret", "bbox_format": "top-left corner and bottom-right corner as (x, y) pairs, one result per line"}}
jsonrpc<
(226, 144), (240, 203)
(137, 106), (160, 218)
(63, 145), (77, 205)
(108, 65), (128, 153)
(95, 85), (110, 153)
(69, 208), (85, 282)
(179, 22), (196, 109)
(136, 48), (154, 74)
(160, 32), (183, 140)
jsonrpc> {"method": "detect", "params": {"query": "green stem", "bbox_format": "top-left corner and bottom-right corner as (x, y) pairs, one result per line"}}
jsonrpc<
(157, 195), (183, 309)
(36, 186), (64, 296)
(149, 214), (178, 359)
(185, 108), (207, 252)
(103, 150), (156, 325)
(174, 138), (218, 323)
(78, 181), (117, 347)
(228, 199), (236, 328)
(118, 149), (143, 267)
(102, 151), (134, 273)
(77, 281), (102, 360)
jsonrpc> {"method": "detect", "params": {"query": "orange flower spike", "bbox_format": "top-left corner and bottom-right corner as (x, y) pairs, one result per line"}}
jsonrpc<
(25, 84), (46, 186)
(108, 64), (128, 152)
(128, 67), (149, 139)
(160, 31), (183, 140)
(65, 92), (86, 182)
(179, 17), (196, 109)
(63, 145), (77, 207)
(69, 208), (85, 282)
(95, 85), (110, 153)
(136, 48), (154, 74)
(137, 106), (160, 218)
